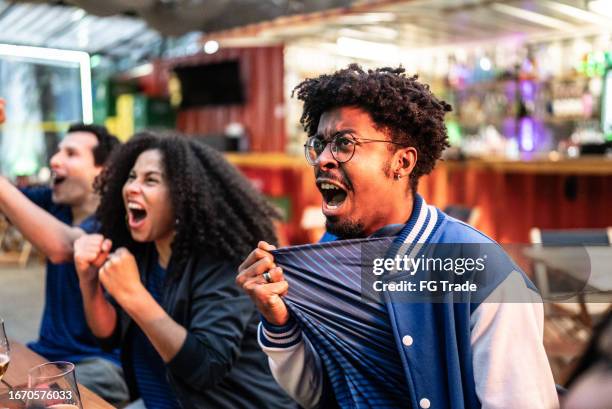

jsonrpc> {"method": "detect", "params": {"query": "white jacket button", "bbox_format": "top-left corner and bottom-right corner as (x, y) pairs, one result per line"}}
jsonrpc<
(419, 398), (431, 408)
(402, 335), (413, 346)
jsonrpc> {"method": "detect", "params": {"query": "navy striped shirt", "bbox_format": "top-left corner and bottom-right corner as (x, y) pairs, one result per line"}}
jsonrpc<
(275, 236), (412, 409)
(130, 262), (180, 409)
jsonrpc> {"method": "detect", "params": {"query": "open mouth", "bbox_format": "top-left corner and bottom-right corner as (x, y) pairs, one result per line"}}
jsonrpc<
(318, 182), (348, 209)
(52, 175), (66, 187)
(127, 202), (148, 225)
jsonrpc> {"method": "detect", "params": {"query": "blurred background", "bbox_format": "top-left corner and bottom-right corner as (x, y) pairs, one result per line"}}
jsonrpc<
(0, 0), (611, 386)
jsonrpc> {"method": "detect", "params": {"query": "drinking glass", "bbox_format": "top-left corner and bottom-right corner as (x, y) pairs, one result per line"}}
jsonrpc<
(0, 318), (10, 384)
(27, 362), (82, 409)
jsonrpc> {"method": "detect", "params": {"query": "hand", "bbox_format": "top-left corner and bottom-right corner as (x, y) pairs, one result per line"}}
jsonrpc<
(236, 241), (290, 326)
(0, 99), (4, 124)
(74, 234), (112, 286)
(99, 247), (145, 305)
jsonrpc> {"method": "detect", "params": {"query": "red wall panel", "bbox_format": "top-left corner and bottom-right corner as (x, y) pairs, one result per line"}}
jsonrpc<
(155, 46), (285, 152)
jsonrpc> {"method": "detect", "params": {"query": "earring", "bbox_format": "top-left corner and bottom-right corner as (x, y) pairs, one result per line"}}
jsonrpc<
(394, 173), (402, 180)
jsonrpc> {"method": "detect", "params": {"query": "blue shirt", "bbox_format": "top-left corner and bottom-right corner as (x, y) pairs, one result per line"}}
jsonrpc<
(22, 187), (120, 365)
(130, 261), (180, 409)
(273, 238), (411, 408)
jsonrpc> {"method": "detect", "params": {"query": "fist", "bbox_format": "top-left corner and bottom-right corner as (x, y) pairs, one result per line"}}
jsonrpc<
(236, 241), (290, 326)
(74, 234), (112, 284)
(99, 247), (144, 304)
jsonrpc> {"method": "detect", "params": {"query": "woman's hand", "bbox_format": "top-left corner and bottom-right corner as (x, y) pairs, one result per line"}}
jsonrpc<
(74, 234), (112, 288)
(99, 247), (146, 305)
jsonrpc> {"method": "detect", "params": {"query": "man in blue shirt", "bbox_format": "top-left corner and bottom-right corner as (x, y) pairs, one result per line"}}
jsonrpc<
(236, 65), (559, 408)
(0, 103), (127, 405)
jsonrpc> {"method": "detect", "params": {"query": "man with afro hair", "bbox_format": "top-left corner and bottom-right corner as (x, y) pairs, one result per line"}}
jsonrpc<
(237, 64), (558, 409)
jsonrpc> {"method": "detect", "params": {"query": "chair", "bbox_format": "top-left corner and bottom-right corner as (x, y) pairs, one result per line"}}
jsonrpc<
(530, 228), (611, 319)
(0, 215), (33, 268)
(532, 228), (612, 246)
(530, 227), (612, 380)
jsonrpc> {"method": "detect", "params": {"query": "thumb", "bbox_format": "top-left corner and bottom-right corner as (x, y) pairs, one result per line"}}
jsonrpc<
(101, 239), (113, 253)
(92, 248), (110, 269)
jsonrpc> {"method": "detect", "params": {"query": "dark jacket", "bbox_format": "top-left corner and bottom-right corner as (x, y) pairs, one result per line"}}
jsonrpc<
(98, 245), (296, 409)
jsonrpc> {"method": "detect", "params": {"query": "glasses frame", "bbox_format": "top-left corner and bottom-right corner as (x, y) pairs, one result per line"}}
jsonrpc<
(303, 134), (403, 165)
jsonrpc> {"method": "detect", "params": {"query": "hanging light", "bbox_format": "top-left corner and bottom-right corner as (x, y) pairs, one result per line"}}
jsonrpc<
(588, 0), (612, 18)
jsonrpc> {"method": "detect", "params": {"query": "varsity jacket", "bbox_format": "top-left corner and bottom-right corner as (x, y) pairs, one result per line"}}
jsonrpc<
(259, 195), (559, 409)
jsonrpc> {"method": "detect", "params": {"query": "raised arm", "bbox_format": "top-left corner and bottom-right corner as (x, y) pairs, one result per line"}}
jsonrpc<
(0, 177), (84, 263)
(74, 234), (118, 339)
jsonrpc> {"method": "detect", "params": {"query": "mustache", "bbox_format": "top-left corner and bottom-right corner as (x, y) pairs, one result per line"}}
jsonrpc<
(315, 168), (353, 191)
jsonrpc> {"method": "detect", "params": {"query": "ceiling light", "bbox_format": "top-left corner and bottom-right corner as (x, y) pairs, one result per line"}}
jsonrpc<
(71, 9), (86, 22)
(335, 13), (396, 25)
(543, 1), (612, 25)
(203, 40), (219, 54)
(479, 57), (492, 71)
(491, 3), (576, 30)
(588, 0), (612, 18)
(336, 37), (399, 62)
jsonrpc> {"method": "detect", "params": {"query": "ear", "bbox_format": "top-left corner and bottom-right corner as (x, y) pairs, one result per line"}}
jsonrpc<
(390, 146), (417, 179)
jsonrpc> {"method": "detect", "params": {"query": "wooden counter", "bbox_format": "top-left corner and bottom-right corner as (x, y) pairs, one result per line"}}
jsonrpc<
(0, 343), (112, 409)
(441, 156), (612, 175)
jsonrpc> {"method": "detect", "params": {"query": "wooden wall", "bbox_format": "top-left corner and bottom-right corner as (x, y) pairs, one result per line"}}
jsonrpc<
(419, 162), (612, 243)
(143, 46), (286, 152)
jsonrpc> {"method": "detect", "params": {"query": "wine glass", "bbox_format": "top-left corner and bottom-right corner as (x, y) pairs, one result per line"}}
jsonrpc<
(27, 362), (82, 409)
(0, 318), (10, 385)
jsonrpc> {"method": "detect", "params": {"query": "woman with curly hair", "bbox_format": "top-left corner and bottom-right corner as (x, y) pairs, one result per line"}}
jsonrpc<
(74, 132), (295, 409)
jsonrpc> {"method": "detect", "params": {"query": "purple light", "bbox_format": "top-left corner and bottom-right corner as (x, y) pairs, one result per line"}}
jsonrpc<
(519, 117), (535, 152)
(520, 80), (535, 102)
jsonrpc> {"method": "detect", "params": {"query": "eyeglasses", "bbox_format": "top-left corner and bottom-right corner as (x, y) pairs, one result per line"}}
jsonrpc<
(304, 133), (403, 165)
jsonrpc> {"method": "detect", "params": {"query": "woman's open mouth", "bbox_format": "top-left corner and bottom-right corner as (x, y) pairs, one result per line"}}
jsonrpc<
(52, 175), (66, 187)
(318, 181), (348, 211)
(127, 202), (148, 229)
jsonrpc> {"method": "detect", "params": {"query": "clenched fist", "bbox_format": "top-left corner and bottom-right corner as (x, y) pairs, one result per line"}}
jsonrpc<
(99, 247), (145, 306)
(74, 234), (112, 285)
(236, 241), (290, 326)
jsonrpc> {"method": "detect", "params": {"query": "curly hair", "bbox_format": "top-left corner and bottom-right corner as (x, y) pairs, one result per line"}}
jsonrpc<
(67, 123), (120, 166)
(292, 63), (452, 191)
(94, 131), (279, 273)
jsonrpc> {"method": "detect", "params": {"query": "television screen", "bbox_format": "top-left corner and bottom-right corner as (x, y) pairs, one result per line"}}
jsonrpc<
(174, 61), (245, 108)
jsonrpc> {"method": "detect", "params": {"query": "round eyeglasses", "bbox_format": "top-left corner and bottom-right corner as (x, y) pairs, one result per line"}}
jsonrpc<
(304, 134), (403, 166)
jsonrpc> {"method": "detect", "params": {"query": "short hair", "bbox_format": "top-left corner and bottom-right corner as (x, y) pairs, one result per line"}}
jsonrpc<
(67, 123), (120, 166)
(94, 131), (279, 272)
(292, 63), (452, 191)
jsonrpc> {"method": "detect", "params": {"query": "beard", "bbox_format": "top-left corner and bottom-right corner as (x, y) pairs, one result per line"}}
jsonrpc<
(325, 216), (366, 239)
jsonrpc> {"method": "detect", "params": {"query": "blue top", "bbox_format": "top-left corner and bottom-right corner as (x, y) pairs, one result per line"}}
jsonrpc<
(273, 238), (412, 408)
(22, 187), (120, 365)
(130, 261), (180, 409)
